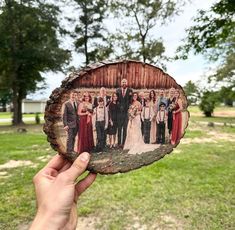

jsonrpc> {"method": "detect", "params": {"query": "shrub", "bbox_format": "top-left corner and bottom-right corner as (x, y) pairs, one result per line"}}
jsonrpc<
(35, 113), (40, 124)
(199, 91), (219, 117)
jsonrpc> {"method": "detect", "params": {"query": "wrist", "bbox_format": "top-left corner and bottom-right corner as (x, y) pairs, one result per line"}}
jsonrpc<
(30, 208), (65, 230)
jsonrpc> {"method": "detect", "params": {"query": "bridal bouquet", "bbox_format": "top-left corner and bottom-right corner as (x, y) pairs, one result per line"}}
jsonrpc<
(83, 103), (93, 113)
(83, 103), (93, 124)
(128, 105), (138, 121)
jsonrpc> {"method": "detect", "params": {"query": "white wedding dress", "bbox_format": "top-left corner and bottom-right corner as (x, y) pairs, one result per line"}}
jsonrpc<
(124, 114), (160, 155)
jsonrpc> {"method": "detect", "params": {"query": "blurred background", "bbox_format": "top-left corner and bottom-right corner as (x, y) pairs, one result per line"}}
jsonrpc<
(0, 0), (234, 229)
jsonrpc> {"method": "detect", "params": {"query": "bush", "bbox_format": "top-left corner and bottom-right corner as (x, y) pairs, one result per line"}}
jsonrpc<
(35, 113), (40, 124)
(199, 91), (219, 117)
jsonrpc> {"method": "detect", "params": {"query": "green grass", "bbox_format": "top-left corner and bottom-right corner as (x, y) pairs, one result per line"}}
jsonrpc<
(0, 112), (43, 119)
(190, 115), (235, 124)
(0, 120), (45, 126)
(78, 140), (235, 230)
(0, 112), (44, 126)
(0, 112), (235, 229)
(0, 112), (11, 118)
(188, 106), (235, 124)
(188, 105), (235, 115)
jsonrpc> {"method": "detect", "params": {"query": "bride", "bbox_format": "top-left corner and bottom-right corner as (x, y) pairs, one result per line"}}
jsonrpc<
(123, 92), (144, 151)
(124, 92), (160, 155)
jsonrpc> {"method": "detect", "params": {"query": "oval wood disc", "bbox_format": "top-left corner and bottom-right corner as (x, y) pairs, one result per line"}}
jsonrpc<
(43, 60), (189, 174)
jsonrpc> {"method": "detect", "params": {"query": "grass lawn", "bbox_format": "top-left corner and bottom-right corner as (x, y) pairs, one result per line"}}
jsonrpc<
(0, 119), (235, 229)
(188, 106), (235, 124)
(0, 112), (44, 119)
(188, 105), (235, 114)
(0, 113), (44, 126)
(190, 115), (235, 124)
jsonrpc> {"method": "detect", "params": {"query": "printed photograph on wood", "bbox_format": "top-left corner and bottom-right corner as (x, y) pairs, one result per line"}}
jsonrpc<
(44, 60), (189, 174)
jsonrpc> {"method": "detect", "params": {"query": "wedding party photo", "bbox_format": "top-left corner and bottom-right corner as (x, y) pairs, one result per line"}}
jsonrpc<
(61, 80), (188, 156)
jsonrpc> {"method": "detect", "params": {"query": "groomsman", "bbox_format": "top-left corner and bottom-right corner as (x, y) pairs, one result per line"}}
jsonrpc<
(63, 90), (79, 153)
(116, 78), (133, 147)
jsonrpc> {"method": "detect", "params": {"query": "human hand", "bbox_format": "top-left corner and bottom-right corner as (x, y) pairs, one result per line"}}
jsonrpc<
(30, 152), (96, 230)
(64, 126), (69, 132)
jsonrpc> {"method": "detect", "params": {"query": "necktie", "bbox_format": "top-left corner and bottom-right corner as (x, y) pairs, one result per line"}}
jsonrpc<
(122, 88), (125, 97)
(73, 102), (77, 111)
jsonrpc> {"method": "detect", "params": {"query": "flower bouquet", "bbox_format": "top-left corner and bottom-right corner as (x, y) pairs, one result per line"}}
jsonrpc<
(128, 105), (138, 121)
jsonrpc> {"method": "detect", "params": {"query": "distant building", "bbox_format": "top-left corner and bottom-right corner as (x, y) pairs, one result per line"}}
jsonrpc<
(22, 99), (46, 113)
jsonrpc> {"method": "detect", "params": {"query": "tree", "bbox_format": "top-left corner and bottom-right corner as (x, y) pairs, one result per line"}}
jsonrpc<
(183, 80), (199, 105)
(0, 0), (70, 125)
(178, 0), (235, 87)
(111, 0), (185, 67)
(73, 0), (112, 65)
(219, 86), (235, 106)
(199, 91), (219, 117)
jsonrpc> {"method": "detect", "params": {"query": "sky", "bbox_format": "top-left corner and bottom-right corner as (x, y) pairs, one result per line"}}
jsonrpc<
(30, 0), (217, 100)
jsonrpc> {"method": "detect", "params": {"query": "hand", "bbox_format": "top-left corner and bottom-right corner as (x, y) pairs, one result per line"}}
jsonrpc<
(64, 126), (69, 132)
(30, 152), (96, 230)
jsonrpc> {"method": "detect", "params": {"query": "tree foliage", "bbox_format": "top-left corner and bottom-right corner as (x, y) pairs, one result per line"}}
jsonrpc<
(111, 0), (185, 68)
(178, 0), (235, 87)
(0, 0), (70, 124)
(199, 91), (219, 117)
(219, 86), (235, 106)
(73, 0), (112, 65)
(183, 80), (199, 105)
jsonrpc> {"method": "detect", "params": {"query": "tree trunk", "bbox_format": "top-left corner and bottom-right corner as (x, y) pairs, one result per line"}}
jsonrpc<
(12, 86), (23, 125)
(205, 111), (212, 117)
(84, 5), (89, 65)
(2, 103), (7, 112)
(141, 34), (146, 63)
(85, 35), (89, 65)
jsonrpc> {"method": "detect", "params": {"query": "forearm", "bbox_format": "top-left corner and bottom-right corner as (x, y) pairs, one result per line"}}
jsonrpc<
(174, 108), (182, 114)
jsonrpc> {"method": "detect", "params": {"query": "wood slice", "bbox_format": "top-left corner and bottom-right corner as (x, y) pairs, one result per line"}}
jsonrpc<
(44, 59), (189, 174)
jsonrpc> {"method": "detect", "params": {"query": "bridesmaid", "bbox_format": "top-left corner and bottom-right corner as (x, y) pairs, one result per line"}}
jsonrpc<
(149, 90), (157, 143)
(167, 88), (176, 141)
(107, 93), (119, 148)
(171, 89), (183, 145)
(77, 92), (94, 153)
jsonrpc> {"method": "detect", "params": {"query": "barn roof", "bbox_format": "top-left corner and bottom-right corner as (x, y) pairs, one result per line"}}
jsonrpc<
(63, 60), (181, 90)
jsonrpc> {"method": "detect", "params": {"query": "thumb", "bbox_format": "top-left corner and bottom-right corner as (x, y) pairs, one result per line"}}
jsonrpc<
(63, 152), (90, 182)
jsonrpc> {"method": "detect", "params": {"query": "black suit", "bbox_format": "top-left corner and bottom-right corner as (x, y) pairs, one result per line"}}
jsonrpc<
(116, 87), (133, 145)
(63, 101), (79, 153)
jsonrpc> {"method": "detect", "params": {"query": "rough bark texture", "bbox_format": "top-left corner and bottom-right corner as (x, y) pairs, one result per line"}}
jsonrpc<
(43, 59), (189, 174)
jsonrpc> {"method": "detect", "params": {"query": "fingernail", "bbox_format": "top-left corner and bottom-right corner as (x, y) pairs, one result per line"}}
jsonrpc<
(79, 152), (90, 162)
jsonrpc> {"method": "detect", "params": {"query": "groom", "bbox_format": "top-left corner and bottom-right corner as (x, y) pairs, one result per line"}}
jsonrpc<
(116, 78), (132, 147)
(63, 90), (79, 153)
